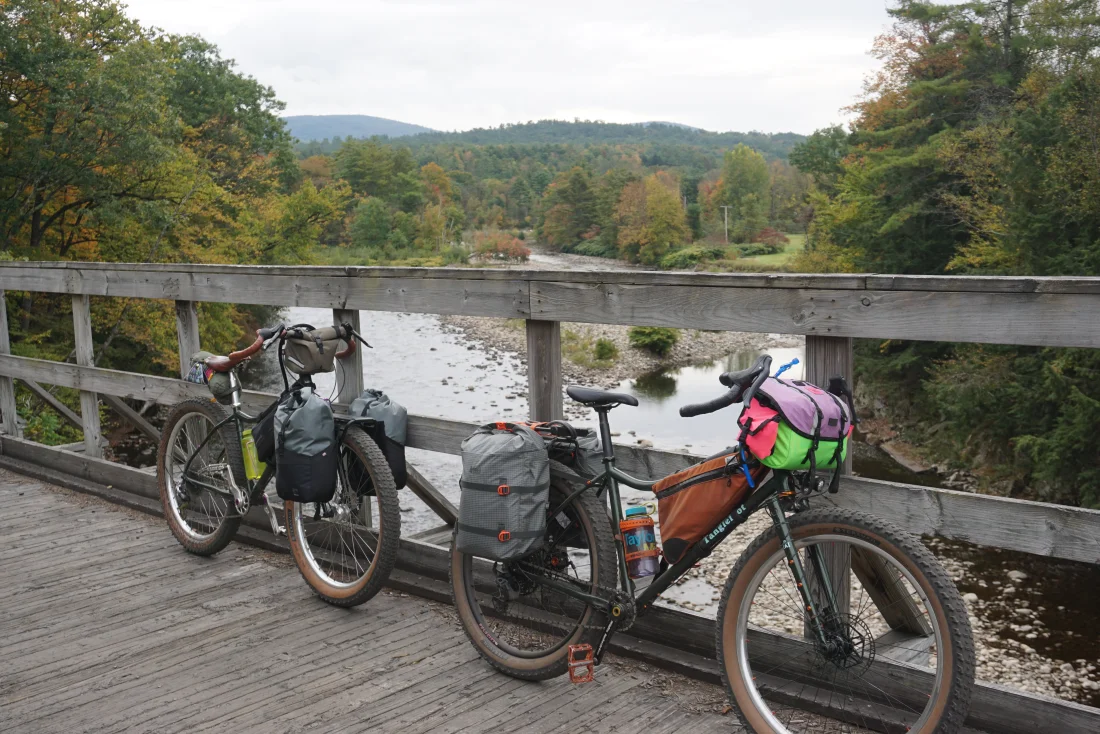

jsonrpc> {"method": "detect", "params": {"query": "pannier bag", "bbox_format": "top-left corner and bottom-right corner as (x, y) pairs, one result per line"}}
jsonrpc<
(274, 387), (339, 503)
(652, 448), (763, 564)
(282, 325), (345, 376)
(456, 422), (550, 562)
(185, 350), (235, 405)
(349, 389), (408, 489)
(517, 420), (603, 478)
(738, 377), (852, 473)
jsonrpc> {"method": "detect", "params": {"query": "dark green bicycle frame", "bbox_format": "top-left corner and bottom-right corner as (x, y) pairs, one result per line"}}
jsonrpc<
(530, 409), (838, 646)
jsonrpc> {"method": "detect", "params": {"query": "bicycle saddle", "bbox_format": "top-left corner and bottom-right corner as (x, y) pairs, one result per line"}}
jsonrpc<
(566, 385), (639, 408)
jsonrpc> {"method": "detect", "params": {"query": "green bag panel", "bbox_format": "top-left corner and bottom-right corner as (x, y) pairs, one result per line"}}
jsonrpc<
(758, 423), (847, 470)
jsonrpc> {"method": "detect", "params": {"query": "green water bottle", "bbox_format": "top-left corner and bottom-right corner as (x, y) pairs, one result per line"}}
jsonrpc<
(241, 429), (265, 480)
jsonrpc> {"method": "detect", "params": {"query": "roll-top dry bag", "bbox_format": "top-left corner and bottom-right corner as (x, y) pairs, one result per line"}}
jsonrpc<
(349, 389), (408, 489)
(456, 422), (550, 561)
(274, 387), (338, 503)
(738, 377), (852, 472)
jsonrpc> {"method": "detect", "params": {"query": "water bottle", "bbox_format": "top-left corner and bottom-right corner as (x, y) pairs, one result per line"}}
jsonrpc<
(620, 505), (660, 586)
(241, 428), (265, 481)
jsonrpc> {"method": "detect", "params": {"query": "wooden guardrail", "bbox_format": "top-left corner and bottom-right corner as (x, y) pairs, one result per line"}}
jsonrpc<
(1, 261), (1099, 732)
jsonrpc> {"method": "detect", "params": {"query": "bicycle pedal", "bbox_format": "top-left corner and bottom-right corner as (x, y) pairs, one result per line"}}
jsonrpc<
(567, 643), (595, 684)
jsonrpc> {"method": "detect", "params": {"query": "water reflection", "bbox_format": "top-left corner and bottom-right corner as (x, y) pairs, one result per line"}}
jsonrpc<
(632, 371), (677, 399)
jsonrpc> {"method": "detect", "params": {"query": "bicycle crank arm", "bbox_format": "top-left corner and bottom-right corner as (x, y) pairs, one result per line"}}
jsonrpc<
(594, 616), (619, 664)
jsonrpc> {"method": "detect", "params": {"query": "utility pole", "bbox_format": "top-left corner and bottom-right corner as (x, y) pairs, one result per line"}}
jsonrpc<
(720, 205), (731, 244)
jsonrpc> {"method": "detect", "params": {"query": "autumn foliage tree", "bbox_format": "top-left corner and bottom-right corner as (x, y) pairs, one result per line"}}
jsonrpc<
(615, 172), (689, 265)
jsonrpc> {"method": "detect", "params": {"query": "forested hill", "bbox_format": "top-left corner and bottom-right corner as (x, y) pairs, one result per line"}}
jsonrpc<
(294, 119), (805, 160)
(284, 114), (434, 141)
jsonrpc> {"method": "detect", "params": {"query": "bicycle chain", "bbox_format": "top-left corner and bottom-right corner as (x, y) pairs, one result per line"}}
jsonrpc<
(493, 560), (636, 632)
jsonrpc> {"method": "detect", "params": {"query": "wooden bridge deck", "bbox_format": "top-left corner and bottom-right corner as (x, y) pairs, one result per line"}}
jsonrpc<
(0, 471), (756, 734)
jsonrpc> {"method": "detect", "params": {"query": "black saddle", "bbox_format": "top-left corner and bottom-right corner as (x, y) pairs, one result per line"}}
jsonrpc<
(566, 385), (639, 408)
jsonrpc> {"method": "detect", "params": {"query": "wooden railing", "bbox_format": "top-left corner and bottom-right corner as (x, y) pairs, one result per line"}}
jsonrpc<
(1, 261), (1098, 732)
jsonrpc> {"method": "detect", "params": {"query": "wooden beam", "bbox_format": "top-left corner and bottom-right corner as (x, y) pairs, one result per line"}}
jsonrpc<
(17, 378), (83, 431)
(332, 308), (363, 406)
(174, 300), (200, 379)
(0, 352), (1098, 564)
(525, 319), (562, 421)
(100, 393), (161, 443)
(405, 463), (458, 526)
(5, 262), (1100, 345)
(71, 295), (102, 458)
(530, 281), (1100, 348)
(0, 291), (21, 437)
(803, 335), (852, 635)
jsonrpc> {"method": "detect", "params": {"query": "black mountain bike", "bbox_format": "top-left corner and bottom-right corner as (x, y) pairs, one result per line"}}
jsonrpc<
(451, 355), (975, 734)
(156, 323), (401, 607)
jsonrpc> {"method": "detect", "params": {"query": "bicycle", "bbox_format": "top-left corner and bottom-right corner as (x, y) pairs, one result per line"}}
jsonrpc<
(450, 354), (975, 734)
(156, 322), (401, 607)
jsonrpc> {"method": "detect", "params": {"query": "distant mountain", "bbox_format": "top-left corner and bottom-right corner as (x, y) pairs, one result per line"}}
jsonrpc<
(399, 120), (805, 160)
(283, 115), (434, 141)
(640, 121), (704, 131)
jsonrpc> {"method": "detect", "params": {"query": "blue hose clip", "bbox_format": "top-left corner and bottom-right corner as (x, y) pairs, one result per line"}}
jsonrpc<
(773, 357), (800, 378)
(740, 447), (756, 489)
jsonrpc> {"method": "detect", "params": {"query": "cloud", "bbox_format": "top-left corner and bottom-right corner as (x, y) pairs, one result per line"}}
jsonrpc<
(122, 0), (889, 134)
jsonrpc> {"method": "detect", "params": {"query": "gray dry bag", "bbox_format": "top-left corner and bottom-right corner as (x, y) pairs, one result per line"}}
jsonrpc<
(274, 387), (338, 503)
(349, 389), (407, 489)
(456, 422), (550, 561)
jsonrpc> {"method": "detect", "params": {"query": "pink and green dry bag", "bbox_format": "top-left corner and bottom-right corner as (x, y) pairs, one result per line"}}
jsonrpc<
(738, 377), (852, 472)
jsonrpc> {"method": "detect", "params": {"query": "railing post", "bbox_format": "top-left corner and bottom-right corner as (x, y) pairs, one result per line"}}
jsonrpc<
(804, 335), (853, 628)
(175, 301), (200, 379)
(525, 319), (562, 421)
(0, 290), (21, 437)
(332, 309), (364, 406)
(71, 295), (102, 458)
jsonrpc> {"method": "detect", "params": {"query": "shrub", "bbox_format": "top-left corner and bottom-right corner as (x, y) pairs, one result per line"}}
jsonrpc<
(628, 326), (679, 357)
(442, 246), (468, 265)
(659, 245), (726, 270)
(735, 242), (781, 257)
(593, 338), (618, 361)
(571, 240), (618, 258)
(756, 227), (790, 247)
(472, 229), (531, 262)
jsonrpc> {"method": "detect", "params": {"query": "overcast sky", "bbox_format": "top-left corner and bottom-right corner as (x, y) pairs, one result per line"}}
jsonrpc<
(122, 0), (892, 134)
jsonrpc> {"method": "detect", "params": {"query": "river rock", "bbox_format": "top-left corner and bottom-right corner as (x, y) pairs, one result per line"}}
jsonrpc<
(1007, 570), (1028, 582)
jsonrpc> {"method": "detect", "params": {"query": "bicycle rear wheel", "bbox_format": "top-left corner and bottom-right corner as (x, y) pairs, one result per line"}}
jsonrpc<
(450, 479), (616, 681)
(717, 507), (974, 734)
(157, 399), (245, 555)
(285, 427), (400, 607)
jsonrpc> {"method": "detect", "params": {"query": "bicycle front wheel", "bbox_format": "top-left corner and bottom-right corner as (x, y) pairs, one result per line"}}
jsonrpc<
(285, 427), (400, 607)
(717, 508), (974, 734)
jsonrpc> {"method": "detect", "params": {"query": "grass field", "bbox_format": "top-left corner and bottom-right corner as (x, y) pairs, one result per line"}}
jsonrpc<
(735, 233), (805, 266)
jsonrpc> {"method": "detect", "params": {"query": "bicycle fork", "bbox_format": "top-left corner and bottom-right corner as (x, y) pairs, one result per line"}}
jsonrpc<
(766, 496), (840, 647)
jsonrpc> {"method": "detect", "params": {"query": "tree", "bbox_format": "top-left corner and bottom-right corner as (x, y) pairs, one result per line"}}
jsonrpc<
(538, 167), (596, 250)
(615, 172), (688, 265)
(789, 126), (850, 192)
(335, 140), (394, 198)
(718, 144), (770, 243)
(349, 197), (391, 249)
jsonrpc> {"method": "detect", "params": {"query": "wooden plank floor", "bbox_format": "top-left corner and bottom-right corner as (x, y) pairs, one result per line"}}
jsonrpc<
(0, 470), (749, 734)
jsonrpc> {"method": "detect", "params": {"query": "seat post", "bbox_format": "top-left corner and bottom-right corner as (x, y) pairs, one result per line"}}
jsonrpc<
(595, 408), (615, 463)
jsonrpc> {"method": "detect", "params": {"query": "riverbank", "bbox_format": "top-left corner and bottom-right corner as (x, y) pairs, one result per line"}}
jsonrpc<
(441, 315), (800, 390)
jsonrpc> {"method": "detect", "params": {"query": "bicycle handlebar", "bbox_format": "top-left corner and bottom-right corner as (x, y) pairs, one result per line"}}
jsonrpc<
(679, 385), (743, 417)
(679, 355), (773, 418)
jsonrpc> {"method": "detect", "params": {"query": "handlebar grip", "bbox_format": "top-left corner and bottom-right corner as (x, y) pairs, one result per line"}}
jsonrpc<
(740, 355), (773, 407)
(257, 324), (284, 341)
(679, 386), (742, 418)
